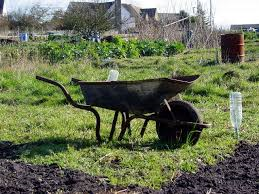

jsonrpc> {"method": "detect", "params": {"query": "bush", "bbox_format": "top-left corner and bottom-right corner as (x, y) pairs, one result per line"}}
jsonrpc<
(37, 36), (185, 63)
(244, 32), (258, 41)
(248, 73), (259, 82)
(165, 42), (185, 56)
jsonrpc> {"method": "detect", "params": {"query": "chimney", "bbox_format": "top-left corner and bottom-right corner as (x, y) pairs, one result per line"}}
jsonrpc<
(0, 0), (4, 15)
(115, 0), (121, 33)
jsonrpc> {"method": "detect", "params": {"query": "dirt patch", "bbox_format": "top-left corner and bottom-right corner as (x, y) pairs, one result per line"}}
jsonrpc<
(0, 159), (155, 194)
(161, 141), (259, 194)
(0, 141), (258, 193)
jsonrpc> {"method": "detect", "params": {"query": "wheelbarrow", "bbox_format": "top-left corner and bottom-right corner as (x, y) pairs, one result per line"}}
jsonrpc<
(36, 75), (210, 145)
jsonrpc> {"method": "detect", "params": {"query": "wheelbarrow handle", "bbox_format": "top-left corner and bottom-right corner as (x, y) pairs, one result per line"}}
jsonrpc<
(36, 75), (74, 105)
(36, 76), (60, 86)
(36, 75), (102, 142)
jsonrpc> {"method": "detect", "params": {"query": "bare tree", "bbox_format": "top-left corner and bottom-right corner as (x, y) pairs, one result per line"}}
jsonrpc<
(48, 9), (65, 30)
(7, 4), (49, 32)
(188, 1), (219, 48)
(63, 1), (115, 37)
(137, 19), (164, 40)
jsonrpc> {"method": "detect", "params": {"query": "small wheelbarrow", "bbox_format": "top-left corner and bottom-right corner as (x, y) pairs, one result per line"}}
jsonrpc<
(36, 75), (210, 145)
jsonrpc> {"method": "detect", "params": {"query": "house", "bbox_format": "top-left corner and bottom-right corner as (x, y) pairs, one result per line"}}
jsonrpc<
(67, 1), (141, 33)
(67, 1), (179, 33)
(231, 24), (259, 32)
(140, 8), (158, 21)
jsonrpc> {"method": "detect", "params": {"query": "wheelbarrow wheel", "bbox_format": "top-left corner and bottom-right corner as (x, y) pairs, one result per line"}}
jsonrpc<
(156, 100), (203, 146)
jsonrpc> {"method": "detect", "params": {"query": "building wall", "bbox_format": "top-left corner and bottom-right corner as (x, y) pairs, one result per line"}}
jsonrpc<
(121, 6), (136, 31)
(108, 4), (136, 32)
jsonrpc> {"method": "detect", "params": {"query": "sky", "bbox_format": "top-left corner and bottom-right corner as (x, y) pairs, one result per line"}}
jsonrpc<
(3, 0), (259, 28)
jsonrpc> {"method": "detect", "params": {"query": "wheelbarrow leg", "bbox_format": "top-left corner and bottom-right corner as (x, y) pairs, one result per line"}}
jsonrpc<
(125, 112), (132, 136)
(121, 112), (131, 135)
(121, 112), (126, 132)
(140, 119), (150, 138)
(118, 115), (137, 141)
(109, 111), (119, 141)
(90, 108), (101, 143)
(68, 104), (102, 143)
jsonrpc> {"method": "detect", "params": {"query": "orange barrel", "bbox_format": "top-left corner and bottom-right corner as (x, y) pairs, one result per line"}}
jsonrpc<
(221, 33), (245, 63)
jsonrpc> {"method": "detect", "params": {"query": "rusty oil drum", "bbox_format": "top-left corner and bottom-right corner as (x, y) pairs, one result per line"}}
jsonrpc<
(221, 33), (245, 63)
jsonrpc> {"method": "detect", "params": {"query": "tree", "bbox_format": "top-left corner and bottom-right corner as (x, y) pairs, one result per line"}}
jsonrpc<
(7, 4), (49, 32)
(63, 1), (115, 37)
(48, 9), (65, 30)
(179, 10), (189, 28)
(196, 1), (209, 28)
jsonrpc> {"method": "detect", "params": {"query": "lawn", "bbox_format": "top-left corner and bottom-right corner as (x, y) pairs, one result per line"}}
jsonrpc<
(0, 44), (259, 189)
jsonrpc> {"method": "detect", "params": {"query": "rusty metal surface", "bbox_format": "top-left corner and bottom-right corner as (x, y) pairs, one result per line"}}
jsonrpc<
(78, 77), (197, 114)
(221, 33), (245, 63)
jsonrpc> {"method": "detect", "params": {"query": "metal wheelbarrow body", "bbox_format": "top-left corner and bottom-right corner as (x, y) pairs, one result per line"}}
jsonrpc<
(36, 75), (210, 145)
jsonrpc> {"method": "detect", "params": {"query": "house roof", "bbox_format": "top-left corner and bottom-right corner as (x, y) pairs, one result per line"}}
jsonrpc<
(68, 1), (114, 12)
(68, 2), (140, 17)
(140, 8), (157, 19)
(231, 24), (259, 30)
(122, 4), (140, 19)
(67, 2), (178, 22)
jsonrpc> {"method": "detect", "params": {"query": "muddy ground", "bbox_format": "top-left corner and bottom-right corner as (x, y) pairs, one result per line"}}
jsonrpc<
(0, 141), (258, 194)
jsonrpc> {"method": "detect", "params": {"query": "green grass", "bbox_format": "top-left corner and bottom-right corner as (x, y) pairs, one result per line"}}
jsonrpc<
(0, 45), (259, 189)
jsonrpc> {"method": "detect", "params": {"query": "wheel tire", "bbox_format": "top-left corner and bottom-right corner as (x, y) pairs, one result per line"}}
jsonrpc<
(156, 100), (203, 146)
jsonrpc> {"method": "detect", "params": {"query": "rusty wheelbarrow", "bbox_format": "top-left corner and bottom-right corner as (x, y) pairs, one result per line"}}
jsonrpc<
(36, 75), (210, 145)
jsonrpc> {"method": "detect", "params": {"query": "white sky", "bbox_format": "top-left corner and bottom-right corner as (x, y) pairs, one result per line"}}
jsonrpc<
(4, 0), (259, 28)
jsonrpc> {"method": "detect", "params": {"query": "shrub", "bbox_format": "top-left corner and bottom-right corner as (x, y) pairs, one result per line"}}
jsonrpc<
(165, 42), (185, 56)
(244, 32), (258, 41)
(248, 73), (259, 82)
(37, 36), (185, 63)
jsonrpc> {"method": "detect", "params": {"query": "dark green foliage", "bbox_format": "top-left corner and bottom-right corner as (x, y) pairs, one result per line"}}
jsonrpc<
(244, 32), (258, 41)
(38, 36), (185, 63)
(165, 42), (185, 56)
(248, 73), (259, 82)
(222, 71), (240, 80)
(48, 35), (67, 41)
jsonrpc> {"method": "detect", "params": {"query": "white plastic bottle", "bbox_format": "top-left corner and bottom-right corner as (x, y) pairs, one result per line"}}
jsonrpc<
(107, 70), (119, 81)
(229, 92), (242, 139)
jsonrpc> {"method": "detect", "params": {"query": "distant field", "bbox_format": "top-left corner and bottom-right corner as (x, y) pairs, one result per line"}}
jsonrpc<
(0, 41), (258, 188)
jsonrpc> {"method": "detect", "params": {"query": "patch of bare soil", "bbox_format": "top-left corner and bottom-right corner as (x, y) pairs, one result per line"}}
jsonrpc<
(161, 142), (259, 194)
(0, 141), (258, 194)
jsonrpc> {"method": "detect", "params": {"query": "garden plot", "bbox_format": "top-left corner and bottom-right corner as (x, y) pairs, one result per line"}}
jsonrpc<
(0, 141), (257, 193)
(0, 42), (258, 190)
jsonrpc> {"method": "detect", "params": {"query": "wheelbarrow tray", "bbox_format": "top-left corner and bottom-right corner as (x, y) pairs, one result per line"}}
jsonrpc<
(36, 75), (209, 143)
(78, 76), (198, 114)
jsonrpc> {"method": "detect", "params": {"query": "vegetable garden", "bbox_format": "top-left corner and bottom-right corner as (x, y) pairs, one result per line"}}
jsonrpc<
(0, 36), (258, 193)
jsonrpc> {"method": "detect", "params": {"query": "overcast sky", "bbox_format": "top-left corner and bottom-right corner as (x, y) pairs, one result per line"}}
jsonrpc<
(4, 0), (259, 28)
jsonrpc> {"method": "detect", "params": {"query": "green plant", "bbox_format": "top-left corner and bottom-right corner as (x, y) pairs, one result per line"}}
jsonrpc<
(248, 73), (259, 82)
(165, 42), (185, 56)
(244, 32), (258, 40)
(35, 38), (185, 63)
(0, 45), (258, 189)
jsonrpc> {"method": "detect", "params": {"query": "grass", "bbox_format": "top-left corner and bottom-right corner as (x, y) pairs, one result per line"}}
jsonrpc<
(0, 43), (259, 189)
